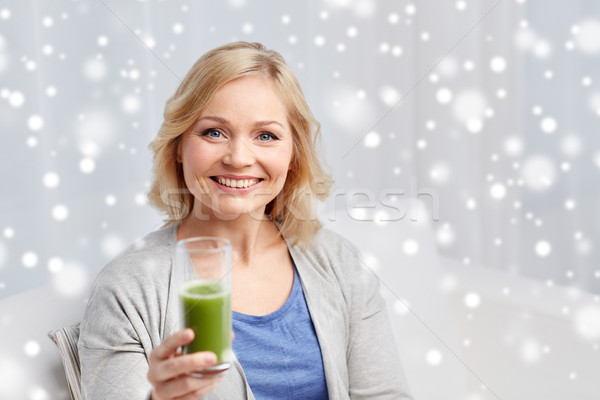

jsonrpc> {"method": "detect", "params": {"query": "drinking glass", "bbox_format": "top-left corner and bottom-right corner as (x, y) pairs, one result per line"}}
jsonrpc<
(175, 237), (232, 377)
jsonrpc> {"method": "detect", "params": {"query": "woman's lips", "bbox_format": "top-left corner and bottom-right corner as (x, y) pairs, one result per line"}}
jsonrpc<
(210, 176), (263, 192)
(212, 176), (261, 189)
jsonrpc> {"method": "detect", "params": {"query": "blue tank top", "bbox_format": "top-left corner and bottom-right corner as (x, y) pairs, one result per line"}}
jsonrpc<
(232, 265), (329, 399)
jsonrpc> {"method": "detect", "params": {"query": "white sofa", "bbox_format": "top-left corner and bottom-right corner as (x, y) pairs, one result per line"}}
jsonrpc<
(0, 282), (86, 399)
(324, 208), (600, 400)
(435, 257), (600, 400)
(1, 208), (598, 399)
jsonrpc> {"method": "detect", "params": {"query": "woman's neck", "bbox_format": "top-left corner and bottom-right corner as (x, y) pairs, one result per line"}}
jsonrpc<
(177, 210), (280, 267)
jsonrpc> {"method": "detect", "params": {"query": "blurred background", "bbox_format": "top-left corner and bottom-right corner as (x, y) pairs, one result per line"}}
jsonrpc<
(1, 0), (599, 399)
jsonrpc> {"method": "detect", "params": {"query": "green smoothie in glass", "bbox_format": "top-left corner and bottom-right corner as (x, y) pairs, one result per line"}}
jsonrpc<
(180, 279), (232, 371)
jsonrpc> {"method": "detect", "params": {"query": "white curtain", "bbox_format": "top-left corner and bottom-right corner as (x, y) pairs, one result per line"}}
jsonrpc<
(1, 0), (598, 300)
(317, 0), (600, 294)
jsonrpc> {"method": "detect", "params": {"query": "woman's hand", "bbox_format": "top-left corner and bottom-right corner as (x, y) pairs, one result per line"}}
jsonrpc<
(147, 329), (224, 400)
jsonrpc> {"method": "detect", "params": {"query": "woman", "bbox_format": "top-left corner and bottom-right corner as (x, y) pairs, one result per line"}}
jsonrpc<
(78, 41), (412, 400)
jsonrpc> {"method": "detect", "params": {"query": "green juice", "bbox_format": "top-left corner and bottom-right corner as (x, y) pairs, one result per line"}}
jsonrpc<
(180, 280), (232, 364)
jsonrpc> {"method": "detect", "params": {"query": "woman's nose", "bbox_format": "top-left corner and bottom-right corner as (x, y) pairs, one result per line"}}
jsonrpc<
(223, 138), (255, 168)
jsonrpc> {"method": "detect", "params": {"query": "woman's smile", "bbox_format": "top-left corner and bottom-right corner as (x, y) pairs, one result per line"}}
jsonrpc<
(211, 175), (263, 191)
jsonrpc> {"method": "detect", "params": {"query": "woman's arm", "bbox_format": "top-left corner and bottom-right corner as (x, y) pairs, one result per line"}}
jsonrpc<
(78, 279), (155, 399)
(78, 275), (223, 399)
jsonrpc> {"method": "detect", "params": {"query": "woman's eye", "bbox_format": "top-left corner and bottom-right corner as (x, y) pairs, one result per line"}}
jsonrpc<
(258, 132), (278, 141)
(202, 129), (222, 138)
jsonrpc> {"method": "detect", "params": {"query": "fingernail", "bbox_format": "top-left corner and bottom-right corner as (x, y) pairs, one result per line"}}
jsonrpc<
(204, 353), (217, 364)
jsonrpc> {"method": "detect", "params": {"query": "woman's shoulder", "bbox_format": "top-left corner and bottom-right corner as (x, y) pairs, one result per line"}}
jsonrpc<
(304, 227), (361, 263)
(290, 227), (382, 312)
(92, 224), (177, 289)
(289, 227), (365, 280)
(80, 224), (178, 350)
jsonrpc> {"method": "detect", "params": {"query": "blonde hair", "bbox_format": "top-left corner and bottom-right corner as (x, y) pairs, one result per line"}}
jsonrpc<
(148, 41), (332, 247)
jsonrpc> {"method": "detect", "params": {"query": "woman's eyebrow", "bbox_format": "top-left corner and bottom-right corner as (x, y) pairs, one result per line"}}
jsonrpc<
(197, 115), (229, 125)
(254, 120), (284, 128)
(197, 115), (284, 129)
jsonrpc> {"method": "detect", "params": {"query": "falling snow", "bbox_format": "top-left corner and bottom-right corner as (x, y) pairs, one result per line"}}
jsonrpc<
(464, 292), (481, 308)
(426, 348), (443, 366)
(21, 252), (38, 268)
(363, 131), (381, 148)
(79, 157), (96, 174)
(522, 155), (557, 191)
(52, 263), (88, 298)
(52, 204), (69, 221)
(42, 172), (60, 188)
(8, 91), (25, 107)
(23, 340), (40, 357)
(83, 57), (108, 81)
(540, 117), (557, 134)
(452, 89), (487, 124)
(402, 239), (420, 256)
(490, 56), (507, 73)
(436, 223), (455, 247)
(379, 86), (401, 106)
(27, 115), (44, 131)
(535, 240), (552, 257)
(573, 19), (600, 54)
(47, 257), (64, 273)
(1, 2), (599, 398)
(574, 305), (600, 341)
(436, 87), (453, 104)
(490, 183), (507, 199)
(0, 241), (6, 269)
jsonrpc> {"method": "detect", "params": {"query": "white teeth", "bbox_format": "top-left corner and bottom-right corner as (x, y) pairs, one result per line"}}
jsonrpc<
(216, 177), (259, 188)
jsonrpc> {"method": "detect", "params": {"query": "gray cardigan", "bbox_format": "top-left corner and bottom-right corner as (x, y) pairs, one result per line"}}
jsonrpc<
(78, 224), (413, 399)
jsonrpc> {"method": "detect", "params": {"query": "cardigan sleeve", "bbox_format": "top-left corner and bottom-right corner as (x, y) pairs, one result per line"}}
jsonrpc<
(342, 241), (414, 399)
(78, 274), (154, 400)
(78, 272), (252, 400)
(78, 227), (180, 400)
(77, 226), (252, 400)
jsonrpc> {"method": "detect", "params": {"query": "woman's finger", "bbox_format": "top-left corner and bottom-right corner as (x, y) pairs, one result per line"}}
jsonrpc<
(151, 329), (194, 362)
(152, 351), (217, 382)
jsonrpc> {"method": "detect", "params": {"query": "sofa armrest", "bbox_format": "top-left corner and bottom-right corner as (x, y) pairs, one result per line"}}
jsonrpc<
(0, 284), (86, 399)
(440, 256), (600, 400)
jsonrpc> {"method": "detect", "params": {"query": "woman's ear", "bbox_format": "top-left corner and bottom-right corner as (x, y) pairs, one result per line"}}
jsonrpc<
(288, 143), (297, 171)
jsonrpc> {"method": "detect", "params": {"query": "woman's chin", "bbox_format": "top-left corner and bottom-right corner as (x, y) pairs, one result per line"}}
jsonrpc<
(191, 197), (270, 222)
(209, 205), (267, 222)
(211, 211), (266, 222)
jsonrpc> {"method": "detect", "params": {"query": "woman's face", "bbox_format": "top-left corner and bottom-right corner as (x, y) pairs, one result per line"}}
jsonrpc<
(179, 75), (294, 220)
